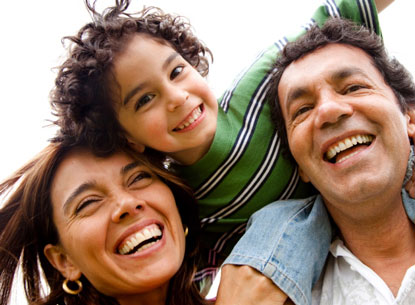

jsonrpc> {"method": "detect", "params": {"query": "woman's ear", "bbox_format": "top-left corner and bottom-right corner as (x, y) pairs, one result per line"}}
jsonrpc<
(44, 244), (82, 280)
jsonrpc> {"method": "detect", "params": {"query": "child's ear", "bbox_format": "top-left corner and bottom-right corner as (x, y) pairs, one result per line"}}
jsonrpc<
(44, 244), (82, 281)
(298, 167), (310, 183)
(127, 138), (146, 153)
(406, 108), (415, 139)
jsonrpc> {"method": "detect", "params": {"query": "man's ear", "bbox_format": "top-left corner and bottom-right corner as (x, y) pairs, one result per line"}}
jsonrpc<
(298, 167), (310, 183)
(406, 108), (415, 139)
(44, 244), (82, 281)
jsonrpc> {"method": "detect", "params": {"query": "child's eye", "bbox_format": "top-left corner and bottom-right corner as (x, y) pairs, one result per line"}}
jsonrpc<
(135, 94), (155, 111)
(170, 66), (184, 80)
(128, 171), (152, 187)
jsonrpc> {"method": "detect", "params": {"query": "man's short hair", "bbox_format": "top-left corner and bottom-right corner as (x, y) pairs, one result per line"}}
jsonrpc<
(269, 18), (415, 157)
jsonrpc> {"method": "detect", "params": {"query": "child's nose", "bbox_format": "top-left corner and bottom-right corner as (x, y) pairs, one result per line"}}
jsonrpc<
(166, 87), (189, 111)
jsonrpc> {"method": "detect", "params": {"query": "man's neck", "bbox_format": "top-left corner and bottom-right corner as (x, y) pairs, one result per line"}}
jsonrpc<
(331, 193), (415, 296)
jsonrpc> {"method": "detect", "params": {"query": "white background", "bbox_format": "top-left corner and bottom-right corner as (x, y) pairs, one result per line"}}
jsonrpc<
(0, 0), (414, 182)
(1, 0), (414, 303)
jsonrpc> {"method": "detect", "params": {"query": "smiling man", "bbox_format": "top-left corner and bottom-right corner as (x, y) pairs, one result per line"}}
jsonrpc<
(224, 18), (415, 304)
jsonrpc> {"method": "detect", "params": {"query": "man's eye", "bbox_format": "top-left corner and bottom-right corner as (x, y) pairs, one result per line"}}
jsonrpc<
(128, 171), (152, 187)
(293, 105), (313, 120)
(134, 94), (155, 111)
(170, 66), (184, 80)
(344, 85), (366, 94)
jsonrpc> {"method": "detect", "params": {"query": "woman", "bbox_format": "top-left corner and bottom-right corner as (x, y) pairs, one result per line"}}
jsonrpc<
(0, 142), (210, 305)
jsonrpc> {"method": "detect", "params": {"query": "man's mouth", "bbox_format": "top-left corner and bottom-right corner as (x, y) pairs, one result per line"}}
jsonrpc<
(118, 224), (163, 255)
(325, 134), (374, 164)
(173, 105), (203, 131)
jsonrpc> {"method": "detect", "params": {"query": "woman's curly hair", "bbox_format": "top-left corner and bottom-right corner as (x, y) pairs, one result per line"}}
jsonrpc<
(51, 0), (212, 156)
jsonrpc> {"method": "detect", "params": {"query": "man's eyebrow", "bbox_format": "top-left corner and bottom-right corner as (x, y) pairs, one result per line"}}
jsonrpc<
(331, 67), (367, 82)
(63, 181), (96, 214)
(285, 87), (308, 111)
(123, 52), (180, 107)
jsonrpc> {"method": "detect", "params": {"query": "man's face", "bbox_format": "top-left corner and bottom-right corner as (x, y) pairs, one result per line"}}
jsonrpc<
(278, 44), (415, 210)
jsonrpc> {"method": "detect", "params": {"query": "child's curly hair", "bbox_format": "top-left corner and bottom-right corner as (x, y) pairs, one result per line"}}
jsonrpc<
(51, 0), (212, 156)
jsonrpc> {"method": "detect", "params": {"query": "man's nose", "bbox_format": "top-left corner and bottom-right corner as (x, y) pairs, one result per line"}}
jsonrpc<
(314, 91), (353, 129)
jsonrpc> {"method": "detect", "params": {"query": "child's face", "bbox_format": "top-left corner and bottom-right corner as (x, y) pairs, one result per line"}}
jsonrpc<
(113, 35), (218, 165)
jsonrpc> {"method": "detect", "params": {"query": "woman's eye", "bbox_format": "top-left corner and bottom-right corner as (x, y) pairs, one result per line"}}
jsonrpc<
(134, 94), (155, 111)
(75, 198), (100, 215)
(128, 171), (152, 187)
(170, 66), (184, 80)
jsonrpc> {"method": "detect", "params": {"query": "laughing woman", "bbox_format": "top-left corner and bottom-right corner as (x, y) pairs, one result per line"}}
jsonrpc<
(0, 142), (210, 305)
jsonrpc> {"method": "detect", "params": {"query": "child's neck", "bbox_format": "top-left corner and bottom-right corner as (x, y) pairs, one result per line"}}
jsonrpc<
(169, 138), (214, 166)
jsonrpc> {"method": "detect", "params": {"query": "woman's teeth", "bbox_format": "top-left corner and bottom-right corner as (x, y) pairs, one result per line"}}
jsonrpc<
(118, 224), (162, 255)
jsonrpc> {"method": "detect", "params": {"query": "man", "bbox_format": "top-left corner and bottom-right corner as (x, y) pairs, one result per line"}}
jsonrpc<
(224, 18), (415, 304)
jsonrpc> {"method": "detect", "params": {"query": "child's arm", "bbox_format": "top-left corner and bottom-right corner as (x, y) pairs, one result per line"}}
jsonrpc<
(216, 265), (289, 305)
(375, 0), (394, 12)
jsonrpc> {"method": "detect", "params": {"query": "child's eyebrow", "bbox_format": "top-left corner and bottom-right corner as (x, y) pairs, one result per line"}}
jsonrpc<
(123, 52), (180, 107)
(162, 52), (179, 71)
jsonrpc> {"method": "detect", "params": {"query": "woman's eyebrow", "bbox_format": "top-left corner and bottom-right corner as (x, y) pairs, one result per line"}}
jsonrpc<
(120, 161), (142, 175)
(63, 181), (96, 214)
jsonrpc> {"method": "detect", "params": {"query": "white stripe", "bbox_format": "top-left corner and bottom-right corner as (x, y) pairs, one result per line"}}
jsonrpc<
(358, 0), (374, 31)
(277, 166), (300, 200)
(213, 223), (246, 254)
(220, 49), (267, 112)
(325, 0), (340, 17)
(203, 134), (281, 221)
(195, 73), (272, 198)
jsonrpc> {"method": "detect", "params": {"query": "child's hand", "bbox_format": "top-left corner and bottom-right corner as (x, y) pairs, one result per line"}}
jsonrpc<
(405, 173), (415, 198)
(215, 264), (290, 305)
(405, 109), (415, 199)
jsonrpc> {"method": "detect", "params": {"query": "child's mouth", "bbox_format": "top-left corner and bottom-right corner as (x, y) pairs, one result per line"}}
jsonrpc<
(173, 105), (203, 131)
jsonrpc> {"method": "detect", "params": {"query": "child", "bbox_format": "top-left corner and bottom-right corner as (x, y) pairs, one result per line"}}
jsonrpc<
(51, 0), (384, 303)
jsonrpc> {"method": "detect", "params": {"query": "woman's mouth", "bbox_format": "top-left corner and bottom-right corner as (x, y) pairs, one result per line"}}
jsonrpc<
(118, 224), (163, 255)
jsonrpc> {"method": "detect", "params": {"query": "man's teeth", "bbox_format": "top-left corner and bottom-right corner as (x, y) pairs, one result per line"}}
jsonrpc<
(119, 225), (162, 255)
(175, 106), (202, 131)
(326, 134), (374, 161)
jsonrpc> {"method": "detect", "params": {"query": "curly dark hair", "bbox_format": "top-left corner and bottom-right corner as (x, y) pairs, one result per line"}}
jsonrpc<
(268, 17), (415, 158)
(51, 0), (212, 156)
(0, 141), (210, 305)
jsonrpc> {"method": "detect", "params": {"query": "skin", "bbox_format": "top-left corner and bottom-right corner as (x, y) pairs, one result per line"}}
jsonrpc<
(44, 149), (186, 305)
(114, 34), (218, 166)
(278, 43), (415, 296)
(112, 1), (395, 303)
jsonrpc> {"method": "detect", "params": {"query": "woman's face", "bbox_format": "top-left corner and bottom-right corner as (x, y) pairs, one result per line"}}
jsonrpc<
(46, 149), (186, 303)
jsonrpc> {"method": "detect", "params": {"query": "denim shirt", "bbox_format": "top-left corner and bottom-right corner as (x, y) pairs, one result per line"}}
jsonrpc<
(223, 189), (415, 305)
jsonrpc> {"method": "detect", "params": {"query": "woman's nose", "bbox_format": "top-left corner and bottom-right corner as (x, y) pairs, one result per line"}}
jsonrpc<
(111, 193), (145, 223)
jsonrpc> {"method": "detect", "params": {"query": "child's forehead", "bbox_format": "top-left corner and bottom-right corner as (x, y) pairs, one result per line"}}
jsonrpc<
(123, 33), (177, 54)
